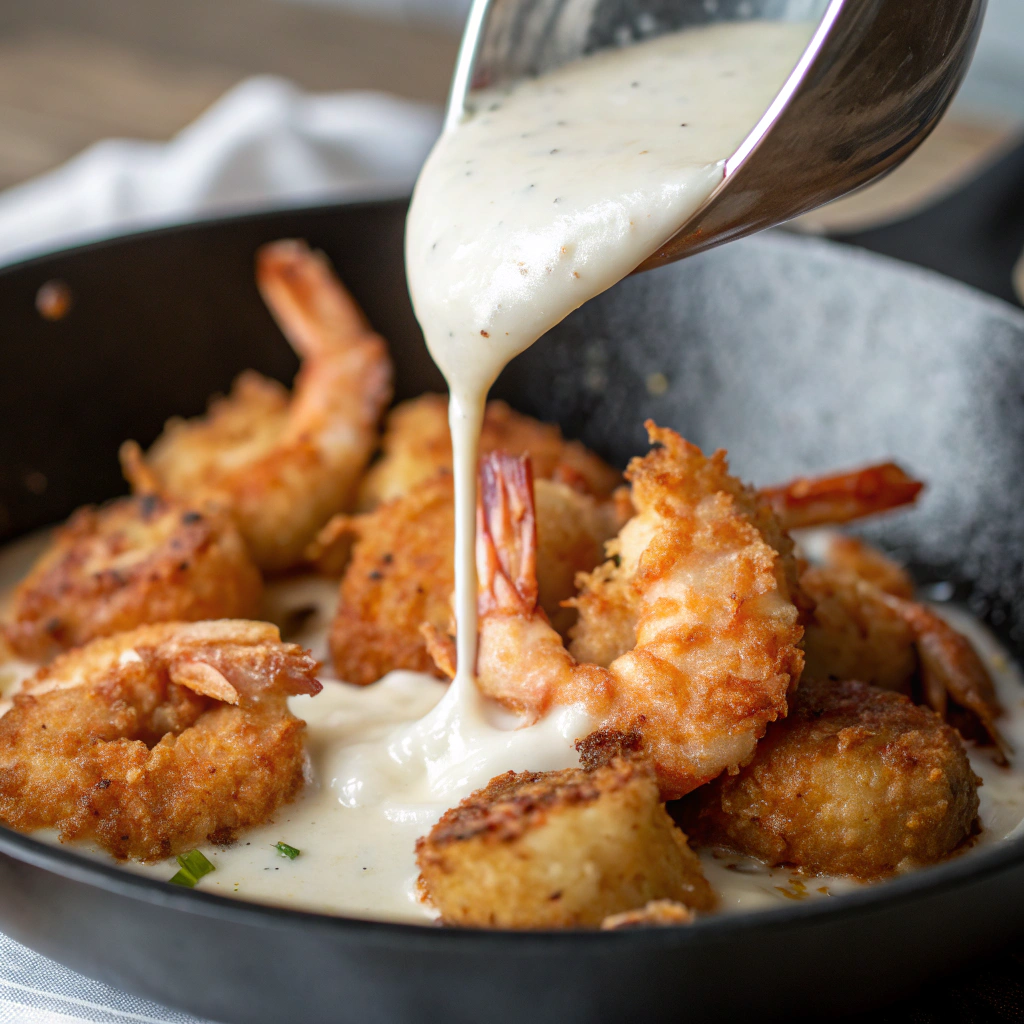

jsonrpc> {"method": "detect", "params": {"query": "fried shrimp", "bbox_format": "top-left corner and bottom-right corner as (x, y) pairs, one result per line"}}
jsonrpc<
(0, 621), (321, 862)
(2, 495), (262, 661)
(121, 240), (392, 572)
(760, 461), (924, 531)
(355, 393), (621, 510)
(431, 426), (805, 799)
(416, 756), (714, 928)
(678, 679), (980, 880)
(801, 535), (1006, 755)
(329, 471), (622, 684)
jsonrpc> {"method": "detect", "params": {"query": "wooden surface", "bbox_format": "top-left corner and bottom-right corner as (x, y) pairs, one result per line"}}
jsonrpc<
(0, 0), (1014, 231)
(0, 0), (459, 191)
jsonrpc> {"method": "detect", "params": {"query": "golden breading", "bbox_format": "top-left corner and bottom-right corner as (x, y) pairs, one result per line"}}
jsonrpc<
(678, 679), (980, 880)
(2, 495), (262, 661)
(0, 621), (321, 862)
(330, 472), (622, 685)
(121, 240), (392, 572)
(416, 758), (715, 928)
(356, 393), (621, 510)
(801, 565), (918, 692)
(821, 535), (915, 599)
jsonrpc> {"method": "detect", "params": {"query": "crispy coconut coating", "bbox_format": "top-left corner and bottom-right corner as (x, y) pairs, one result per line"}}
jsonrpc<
(330, 472), (622, 685)
(821, 535), (915, 600)
(416, 758), (715, 928)
(121, 240), (392, 572)
(678, 679), (980, 880)
(801, 536), (1005, 754)
(2, 494), (262, 661)
(463, 424), (804, 799)
(0, 621), (320, 862)
(801, 565), (918, 693)
(356, 393), (621, 510)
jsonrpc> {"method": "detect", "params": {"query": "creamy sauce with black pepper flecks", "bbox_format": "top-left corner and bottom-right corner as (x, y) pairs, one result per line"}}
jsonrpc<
(3, 535), (1024, 923)
(403, 20), (821, 864)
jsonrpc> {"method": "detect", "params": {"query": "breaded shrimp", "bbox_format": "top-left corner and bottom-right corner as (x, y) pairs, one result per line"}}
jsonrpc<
(121, 240), (392, 572)
(430, 427), (805, 800)
(801, 565), (919, 693)
(416, 756), (714, 928)
(0, 620), (321, 861)
(760, 462), (924, 531)
(2, 495), (261, 661)
(801, 535), (1006, 755)
(678, 679), (980, 880)
(329, 471), (623, 684)
(355, 393), (621, 510)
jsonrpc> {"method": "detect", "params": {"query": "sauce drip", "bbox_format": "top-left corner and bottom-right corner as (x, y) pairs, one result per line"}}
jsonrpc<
(405, 18), (818, 757)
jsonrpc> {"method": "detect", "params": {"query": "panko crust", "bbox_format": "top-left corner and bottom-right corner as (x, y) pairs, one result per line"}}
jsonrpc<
(2, 494), (262, 661)
(417, 758), (715, 928)
(570, 424), (805, 798)
(801, 565), (918, 692)
(331, 472), (456, 684)
(356, 393), (621, 510)
(0, 621), (320, 862)
(330, 472), (621, 685)
(678, 679), (980, 880)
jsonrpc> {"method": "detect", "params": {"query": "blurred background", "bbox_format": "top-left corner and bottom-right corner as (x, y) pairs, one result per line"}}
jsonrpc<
(0, 0), (1020, 233)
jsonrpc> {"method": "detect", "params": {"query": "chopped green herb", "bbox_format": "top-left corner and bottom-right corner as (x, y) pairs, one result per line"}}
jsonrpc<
(169, 849), (215, 887)
(275, 841), (301, 860)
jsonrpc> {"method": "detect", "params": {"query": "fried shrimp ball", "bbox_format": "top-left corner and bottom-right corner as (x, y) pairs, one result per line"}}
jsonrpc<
(122, 240), (392, 572)
(0, 621), (321, 861)
(355, 393), (621, 510)
(678, 679), (980, 880)
(1, 495), (262, 661)
(329, 471), (623, 685)
(416, 757), (715, 929)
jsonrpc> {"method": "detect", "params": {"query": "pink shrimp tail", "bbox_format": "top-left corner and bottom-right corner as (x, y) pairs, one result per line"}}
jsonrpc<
(477, 452), (538, 616)
(760, 461), (924, 530)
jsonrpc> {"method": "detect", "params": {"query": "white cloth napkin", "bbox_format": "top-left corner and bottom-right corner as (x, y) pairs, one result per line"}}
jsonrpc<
(0, 75), (441, 267)
(0, 78), (441, 1024)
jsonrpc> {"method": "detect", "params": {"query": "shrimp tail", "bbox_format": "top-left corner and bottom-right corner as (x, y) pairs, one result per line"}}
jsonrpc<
(760, 462), (924, 531)
(883, 595), (1009, 762)
(256, 240), (373, 357)
(477, 452), (538, 616)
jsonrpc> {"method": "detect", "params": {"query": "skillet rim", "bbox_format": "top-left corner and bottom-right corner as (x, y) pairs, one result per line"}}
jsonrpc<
(1, 200), (1024, 949)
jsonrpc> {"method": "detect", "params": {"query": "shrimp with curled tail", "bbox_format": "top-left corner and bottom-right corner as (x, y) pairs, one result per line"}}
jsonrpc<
(427, 424), (805, 799)
(121, 240), (392, 572)
(802, 535), (1007, 758)
(0, 620), (321, 862)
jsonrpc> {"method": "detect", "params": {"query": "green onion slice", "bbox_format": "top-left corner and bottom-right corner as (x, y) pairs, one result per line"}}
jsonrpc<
(169, 849), (216, 887)
(275, 841), (301, 860)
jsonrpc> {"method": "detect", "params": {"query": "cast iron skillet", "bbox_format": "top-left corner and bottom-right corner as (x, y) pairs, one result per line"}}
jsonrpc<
(2, 199), (1024, 1024)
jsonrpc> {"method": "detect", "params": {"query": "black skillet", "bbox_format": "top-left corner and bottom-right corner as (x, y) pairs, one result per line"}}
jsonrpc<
(2, 198), (1024, 1024)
